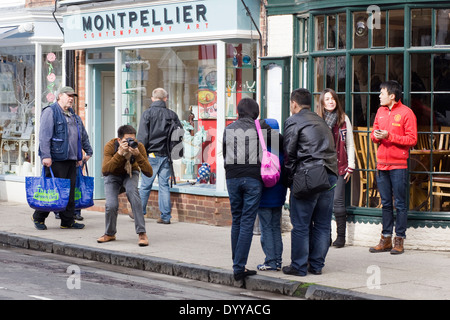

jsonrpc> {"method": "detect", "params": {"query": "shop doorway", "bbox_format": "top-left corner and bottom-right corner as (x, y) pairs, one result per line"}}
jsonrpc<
(90, 64), (114, 199)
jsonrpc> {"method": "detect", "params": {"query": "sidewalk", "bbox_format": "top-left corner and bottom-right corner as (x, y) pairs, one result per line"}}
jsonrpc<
(1, 201), (450, 300)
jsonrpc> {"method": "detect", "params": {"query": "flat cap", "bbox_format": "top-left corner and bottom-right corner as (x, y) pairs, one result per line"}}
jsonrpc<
(59, 86), (78, 97)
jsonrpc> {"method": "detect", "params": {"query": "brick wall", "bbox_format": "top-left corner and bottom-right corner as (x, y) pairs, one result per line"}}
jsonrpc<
(260, 0), (268, 57)
(25, 0), (55, 7)
(143, 192), (232, 226)
(75, 50), (86, 121)
(88, 192), (233, 226)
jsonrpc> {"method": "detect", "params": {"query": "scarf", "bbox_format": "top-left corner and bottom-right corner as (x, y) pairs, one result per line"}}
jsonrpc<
(324, 110), (338, 129)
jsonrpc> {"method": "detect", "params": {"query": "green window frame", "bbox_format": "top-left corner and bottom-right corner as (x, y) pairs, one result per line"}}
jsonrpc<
(293, 4), (450, 219)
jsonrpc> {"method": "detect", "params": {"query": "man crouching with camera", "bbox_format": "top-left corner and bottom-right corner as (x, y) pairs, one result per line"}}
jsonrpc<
(98, 125), (153, 246)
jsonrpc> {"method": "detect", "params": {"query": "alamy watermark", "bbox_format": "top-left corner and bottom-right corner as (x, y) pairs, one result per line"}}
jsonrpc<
(355, 5), (382, 37)
(366, 265), (381, 290)
(367, 5), (381, 30)
(224, 128), (280, 165)
(66, 265), (81, 290)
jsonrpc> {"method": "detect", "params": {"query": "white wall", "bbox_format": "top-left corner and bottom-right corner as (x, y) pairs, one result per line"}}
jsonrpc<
(0, 180), (26, 203)
(267, 15), (293, 57)
(343, 222), (450, 251)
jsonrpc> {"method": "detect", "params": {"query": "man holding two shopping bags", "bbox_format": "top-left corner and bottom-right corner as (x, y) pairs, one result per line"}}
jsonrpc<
(32, 86), (93, 230)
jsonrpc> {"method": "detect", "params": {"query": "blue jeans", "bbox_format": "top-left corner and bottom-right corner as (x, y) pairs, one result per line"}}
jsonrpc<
(258, 207), (283, 269)
(376, 169), (408, 238)
(289, 173), (337, 275)
(140, 155), (172, 222)
(226, 177), (263, 274)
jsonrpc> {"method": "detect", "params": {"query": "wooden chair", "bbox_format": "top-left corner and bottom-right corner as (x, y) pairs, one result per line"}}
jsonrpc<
(437, 126), (450, 151)
(354, 127), (380, 207)
(430, 126), (450, 210)
(416, 126), (438, 150)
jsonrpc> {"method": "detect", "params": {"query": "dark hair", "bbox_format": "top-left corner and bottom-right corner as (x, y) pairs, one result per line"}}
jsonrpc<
(117, 125), (136, 139)
(237, 98), (260, 120)
(317, 88), (346, 127)
(380, 80), (402, 102)
(290, 88), (311, 108)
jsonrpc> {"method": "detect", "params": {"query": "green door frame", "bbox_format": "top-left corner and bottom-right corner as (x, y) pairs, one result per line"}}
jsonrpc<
(260, 56), (291, 133)
(90, 63), (114, 199)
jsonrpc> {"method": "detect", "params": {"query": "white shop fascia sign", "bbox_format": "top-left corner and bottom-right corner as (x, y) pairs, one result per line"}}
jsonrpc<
(62, 0), (260, 49)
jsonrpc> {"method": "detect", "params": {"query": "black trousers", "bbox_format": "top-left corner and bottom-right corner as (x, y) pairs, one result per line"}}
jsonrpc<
(33, 160), (77, 227)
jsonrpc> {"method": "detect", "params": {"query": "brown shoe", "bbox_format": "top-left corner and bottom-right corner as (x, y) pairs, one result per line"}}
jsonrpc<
(97, 234), (116, 243)
(390, 237), (404, 255)
(138, 232), (149, 247)
(369, 235), (392, 253)
(157, 218), (170, 224)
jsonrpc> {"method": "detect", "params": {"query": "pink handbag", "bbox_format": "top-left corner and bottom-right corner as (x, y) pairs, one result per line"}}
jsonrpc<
(255, 119), (281, 187)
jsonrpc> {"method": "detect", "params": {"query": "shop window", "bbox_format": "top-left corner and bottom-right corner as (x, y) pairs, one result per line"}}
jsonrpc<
(353, 11), (369, 48)
(372, 11), (386, 47)
(120, 42), (257, 186)
(226, 43), (257, 120)
(0, 47), (36, 176)
(327, 15), (336, 49)
(297, 58), (307, 89)
(315, 15), (325, 51)
(411, 9), (432, 47)
(409, 53), (450, 212)
(301, 18), (308, 53)
(313, 55), (346, 104)
(338, 13), (347, 49)
(353, 9), (404, 49)
(295, 17), (308, 90)
(352, 54), (389, 128)
(297, 5), (450, 213)
(436, 9), (450, 46)
(314, 13), (345, 51)
(388, 10), (404, 47)
(351, 54), (403, 208)
(412, 8), (450, 47)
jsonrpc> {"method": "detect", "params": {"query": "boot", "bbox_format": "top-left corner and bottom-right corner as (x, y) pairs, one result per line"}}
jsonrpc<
(333, 216), (347, 248)
(138, 232), (149, 247)
(369, 235), (392, 253)
(390, 237), (404, 255)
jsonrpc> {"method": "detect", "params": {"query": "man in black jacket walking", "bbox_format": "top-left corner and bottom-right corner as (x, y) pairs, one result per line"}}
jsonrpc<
(137, 88), (182, 224)
(282, 88), (338, 277)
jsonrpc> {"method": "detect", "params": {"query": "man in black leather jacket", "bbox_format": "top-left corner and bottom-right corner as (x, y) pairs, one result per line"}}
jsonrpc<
(137, 88), (182, 224)
(282, 88), (338, 277)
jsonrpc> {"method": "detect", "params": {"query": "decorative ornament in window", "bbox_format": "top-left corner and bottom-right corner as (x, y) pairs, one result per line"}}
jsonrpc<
(46, 52), (57, 103)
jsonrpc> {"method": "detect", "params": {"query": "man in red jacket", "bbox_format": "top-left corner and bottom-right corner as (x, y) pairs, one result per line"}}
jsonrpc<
(369, 81), (417, 255)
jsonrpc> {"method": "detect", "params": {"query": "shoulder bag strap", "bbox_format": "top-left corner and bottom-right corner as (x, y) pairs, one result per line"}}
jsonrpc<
(254, 119), (267, 152)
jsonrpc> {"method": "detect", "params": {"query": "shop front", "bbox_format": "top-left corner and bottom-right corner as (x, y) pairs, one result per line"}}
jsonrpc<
(0, 4), (63, 202)
(266, 0), (450, 249)
(61, 0), (261, 225)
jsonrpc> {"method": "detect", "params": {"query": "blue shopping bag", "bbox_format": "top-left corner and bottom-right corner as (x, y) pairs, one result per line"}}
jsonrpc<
(26, 166), (71, 212)
(74, 163), (94, 209)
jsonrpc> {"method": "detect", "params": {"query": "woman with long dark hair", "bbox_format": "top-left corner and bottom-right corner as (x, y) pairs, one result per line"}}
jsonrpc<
(317, 89), (355, 247)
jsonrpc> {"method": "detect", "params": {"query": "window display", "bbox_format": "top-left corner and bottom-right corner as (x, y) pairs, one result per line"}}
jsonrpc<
(0, 45), (62, 177)
(0, 47), (35, 176)
(120, 42), (257, 186)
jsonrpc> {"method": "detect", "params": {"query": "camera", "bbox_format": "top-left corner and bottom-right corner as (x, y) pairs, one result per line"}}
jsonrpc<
(126, 138), (138, 149)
